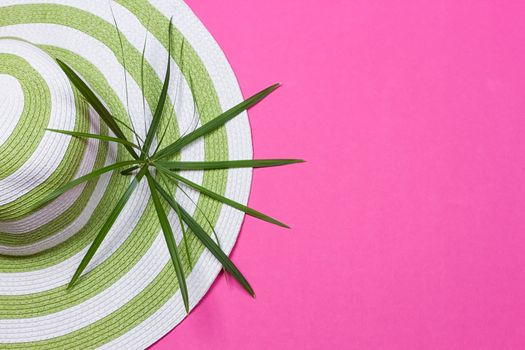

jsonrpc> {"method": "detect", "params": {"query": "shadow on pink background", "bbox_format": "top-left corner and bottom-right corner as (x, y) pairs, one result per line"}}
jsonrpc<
(153, 1), (525, 349)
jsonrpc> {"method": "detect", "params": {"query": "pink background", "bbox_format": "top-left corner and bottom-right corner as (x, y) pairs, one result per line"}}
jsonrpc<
(153, 1), (525, 349)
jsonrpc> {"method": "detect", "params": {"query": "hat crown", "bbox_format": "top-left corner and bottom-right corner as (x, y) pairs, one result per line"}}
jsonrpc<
(0, 38), (95, 256)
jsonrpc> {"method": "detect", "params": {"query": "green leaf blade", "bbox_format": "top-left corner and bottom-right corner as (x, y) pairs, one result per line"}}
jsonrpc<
(33, 160), (140, 209)
(154, 83), (281, 160)
(56, 59), (139, 159)
(152, 179), (255, 297)
(121, 165), (140, 176)
(157, 159), (305, 171)
(146, 173), (190, 313)
(142, 19), (173, 158)
(46, 129), (140, 149)
(68, 166), (148, 288)
(158, 166), (289, 228)
(161, 176), (193, 268)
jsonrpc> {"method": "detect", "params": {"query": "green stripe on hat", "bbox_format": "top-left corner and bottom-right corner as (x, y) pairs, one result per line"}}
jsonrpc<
(0, 54), (51, 181)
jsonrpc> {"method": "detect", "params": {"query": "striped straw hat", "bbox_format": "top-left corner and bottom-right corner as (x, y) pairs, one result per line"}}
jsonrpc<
(0, 1), (253, 348)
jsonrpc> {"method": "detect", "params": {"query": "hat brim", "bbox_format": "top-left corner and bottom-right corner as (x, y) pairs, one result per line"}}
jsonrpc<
(0, 1), (252, 348)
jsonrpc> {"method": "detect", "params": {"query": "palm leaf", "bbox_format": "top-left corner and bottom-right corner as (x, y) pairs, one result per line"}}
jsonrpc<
(56, 59), (139, 159)
(157, 166), (289, 228)
(69, 166), (148, 287)
(146, 172), (190, 312)
(46, 129), (140, 149)
(47, 19), (299, 306)
(157, 159), (304, 170)
(153, 83), (281, 160)
(152, 179), (255, 297)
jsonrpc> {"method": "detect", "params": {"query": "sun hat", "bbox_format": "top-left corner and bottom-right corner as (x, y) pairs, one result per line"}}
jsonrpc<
(0, 0), (255, 348)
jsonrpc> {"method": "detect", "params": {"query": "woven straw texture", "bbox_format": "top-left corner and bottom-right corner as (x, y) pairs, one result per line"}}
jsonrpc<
(0, 1), (252, 349)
